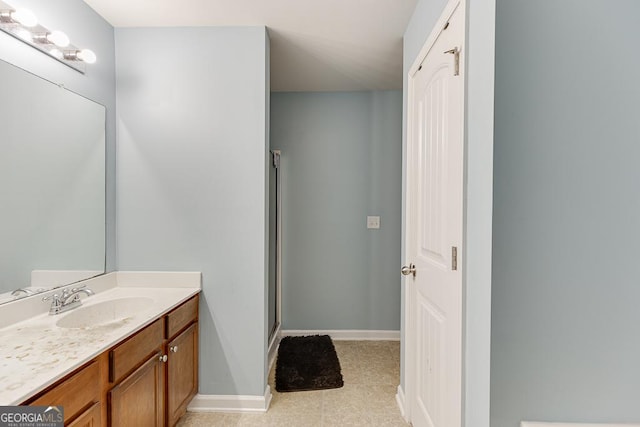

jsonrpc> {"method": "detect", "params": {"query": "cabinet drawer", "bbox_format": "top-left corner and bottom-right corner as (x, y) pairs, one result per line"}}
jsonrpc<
(109, 318), (164, 383)
(29, 361), (99, 423)
(68, 402), (101, 427)
(166, 295), (198, 339)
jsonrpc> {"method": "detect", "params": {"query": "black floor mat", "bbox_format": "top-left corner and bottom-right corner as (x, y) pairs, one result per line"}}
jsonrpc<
(275, 335), (344, 392)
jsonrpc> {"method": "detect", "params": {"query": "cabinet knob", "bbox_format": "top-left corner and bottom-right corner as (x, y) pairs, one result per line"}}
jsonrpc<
(159, 354), (168, 363)
(170, 345), (179, 353)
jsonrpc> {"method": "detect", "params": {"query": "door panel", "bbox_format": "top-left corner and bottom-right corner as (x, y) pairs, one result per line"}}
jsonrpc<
(405, 2), (464, 427)
(418, 68), (450, 271)
(417, 295), (445, 426)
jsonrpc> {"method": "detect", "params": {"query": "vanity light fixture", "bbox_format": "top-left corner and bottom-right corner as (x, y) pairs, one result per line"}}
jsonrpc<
(0, 7), (36, 27)
(33, 30), (70, 47)
(49, 48), (63, 59)
(13, 26), (31, 41)
(0, 0), (96, 73)
(65, 48), (97, 64)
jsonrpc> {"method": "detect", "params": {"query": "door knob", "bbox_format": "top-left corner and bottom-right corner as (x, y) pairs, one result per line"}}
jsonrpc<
(401, 263), (416, 277)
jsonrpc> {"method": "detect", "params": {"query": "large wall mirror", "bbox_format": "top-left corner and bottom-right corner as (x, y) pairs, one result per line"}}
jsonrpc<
(0, 58), (106, 304)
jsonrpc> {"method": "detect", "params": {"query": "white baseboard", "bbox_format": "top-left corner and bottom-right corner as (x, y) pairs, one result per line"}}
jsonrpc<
(188, 386), (272, 413)
(281, 329), (400, 341)
(522, 423), (640, 427)
(396, 385), (408, 422)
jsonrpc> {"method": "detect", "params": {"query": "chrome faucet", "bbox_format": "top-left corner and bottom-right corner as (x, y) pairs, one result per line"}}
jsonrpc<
(11, 288), (35, 297)
(43, 285), (94, 315)
(11, 287), (47, 297)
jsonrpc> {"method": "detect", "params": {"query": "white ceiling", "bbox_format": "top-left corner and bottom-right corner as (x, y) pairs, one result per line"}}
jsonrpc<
(82, 0), (417, 92)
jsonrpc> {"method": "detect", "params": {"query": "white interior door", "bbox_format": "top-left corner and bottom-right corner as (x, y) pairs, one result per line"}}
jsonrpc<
(404, 2), (465, 426)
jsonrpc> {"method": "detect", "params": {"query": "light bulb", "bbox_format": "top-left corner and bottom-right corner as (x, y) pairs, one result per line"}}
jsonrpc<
(14, 28), (32, 42)
(49, 48), (63, 59)
(47, 30), (69, 47)
(12, 8), (37, 27)
(77, 48), (96, 64)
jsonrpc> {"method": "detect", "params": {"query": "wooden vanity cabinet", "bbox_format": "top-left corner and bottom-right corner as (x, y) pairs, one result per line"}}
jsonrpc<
(26, 360), (101, 426)
(107, 294), (199, 426)
(22, 294), (199, 427)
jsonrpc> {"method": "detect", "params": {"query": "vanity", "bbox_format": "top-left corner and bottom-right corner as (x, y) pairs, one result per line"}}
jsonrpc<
(0, 272), (201, 427)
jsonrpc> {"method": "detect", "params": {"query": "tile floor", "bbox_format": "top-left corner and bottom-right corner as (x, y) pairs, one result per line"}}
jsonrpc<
(177, 340), (409, 426)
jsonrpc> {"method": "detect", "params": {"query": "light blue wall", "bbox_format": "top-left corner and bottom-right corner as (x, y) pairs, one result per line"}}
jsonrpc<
(115, 26), (270, 396)
(492, 1), (640, 425)
(0, 0), (116, 272)
(270, 91), (402, 331)
(403, 2), (495, 427)
(403, 0), (449, 73)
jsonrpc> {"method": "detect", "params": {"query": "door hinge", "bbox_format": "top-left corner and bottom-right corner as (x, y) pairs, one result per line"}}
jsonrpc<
(452, 246), (458, 271)
(444, 47), (460, 76)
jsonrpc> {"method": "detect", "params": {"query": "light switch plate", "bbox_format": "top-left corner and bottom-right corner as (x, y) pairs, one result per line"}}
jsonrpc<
(367, 216), (380, 229)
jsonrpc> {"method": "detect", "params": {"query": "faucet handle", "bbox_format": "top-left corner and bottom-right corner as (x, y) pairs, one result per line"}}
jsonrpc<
(70, 284), (86, 293)
(42, 293), (62, 306)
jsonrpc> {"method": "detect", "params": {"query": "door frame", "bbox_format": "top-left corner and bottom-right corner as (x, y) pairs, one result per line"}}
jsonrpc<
(402, 0), (467, 424)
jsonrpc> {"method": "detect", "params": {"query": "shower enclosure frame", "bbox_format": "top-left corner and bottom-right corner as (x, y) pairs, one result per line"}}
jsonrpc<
(268, 149), (282, 344)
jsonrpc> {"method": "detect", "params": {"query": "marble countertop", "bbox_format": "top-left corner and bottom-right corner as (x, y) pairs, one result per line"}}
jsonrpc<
(0, 274), (200, 405)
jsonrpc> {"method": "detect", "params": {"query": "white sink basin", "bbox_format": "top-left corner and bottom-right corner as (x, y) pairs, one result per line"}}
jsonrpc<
(56, 297), (154, 329)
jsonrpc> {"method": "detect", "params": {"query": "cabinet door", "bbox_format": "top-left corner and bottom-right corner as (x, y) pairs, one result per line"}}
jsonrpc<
(28, 360), (100, 424)
(68, 402), (101, 427)
(109, 351), (164, 427)
(167, 323), (198, 427)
